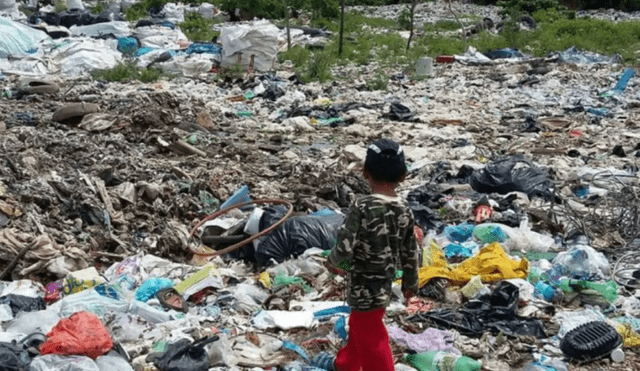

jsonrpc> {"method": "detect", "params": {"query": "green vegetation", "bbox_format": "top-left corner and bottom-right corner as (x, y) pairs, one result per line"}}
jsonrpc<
(178, 13), (220, 41)
(365, 70), (389, 91)
(89, 2), (106, 14)
(54, 0), (68, 13)
(90, 62), (165, 83)
(281, 5), (640, 83)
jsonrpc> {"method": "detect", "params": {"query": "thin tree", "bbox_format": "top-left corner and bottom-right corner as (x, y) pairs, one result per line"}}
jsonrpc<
(284, 0), (291, 49)
(444, 0), (466, 40)
(338, 0), (345, 55)
(406, 0), (419, 50)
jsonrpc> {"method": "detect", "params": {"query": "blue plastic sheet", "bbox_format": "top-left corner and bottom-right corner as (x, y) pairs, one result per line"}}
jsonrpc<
(134, 47), (155, 57)
(282, 340), (310, 363)
(444, 223), (474, 243)
(335, 316), (347, 341)
(185, 43), (222, 55)
(135, 278), (173, 302)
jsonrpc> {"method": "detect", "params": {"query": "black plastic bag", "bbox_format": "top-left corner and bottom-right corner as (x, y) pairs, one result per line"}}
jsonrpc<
(412, 282), (547, 338)
(469, 155), (554, 199)
(255, 214), (345, 266)
(406, 187), (445, 234)
(387, 103), (418, 122)
(0, 295), (45, 317)
(0, 341), (33, 371)
(155, 336), (218, 371)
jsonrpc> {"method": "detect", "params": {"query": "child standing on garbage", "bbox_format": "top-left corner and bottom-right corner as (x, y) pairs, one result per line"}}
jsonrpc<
(313, 138), (419, 371)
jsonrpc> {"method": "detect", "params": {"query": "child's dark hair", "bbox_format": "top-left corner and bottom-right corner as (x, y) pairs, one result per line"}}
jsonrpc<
(364, 139), (407, 184)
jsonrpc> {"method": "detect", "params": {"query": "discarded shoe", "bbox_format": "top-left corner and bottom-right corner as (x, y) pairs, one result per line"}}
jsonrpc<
(560, 321), (622, 361)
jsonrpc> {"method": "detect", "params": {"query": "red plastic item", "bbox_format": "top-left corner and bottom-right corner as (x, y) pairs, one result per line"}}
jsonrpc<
(40, 312), (113, 359)
(436, 55), (455, 64)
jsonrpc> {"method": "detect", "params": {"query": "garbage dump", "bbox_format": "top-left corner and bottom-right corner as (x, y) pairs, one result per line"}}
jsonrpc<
(2, 0), (640, 370)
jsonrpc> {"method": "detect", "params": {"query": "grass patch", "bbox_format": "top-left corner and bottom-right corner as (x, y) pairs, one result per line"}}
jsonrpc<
(178, 13), (220, 42)
(54, 0), (68, 13)
(89, 2), (106, 14)
(365, 70), (389, 91)
(423, 20), (465, 33)
(91, 62), (165, 83)
(282, 6), (640, 84)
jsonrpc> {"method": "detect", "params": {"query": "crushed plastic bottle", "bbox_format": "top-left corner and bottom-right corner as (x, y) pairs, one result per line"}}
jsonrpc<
(405, 351), (481, 371)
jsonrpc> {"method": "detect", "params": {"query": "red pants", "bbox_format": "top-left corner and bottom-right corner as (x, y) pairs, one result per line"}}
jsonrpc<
(335, 308), (394, 371)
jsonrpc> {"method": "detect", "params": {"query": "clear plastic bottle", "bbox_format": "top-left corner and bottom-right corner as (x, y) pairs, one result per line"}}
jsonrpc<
(405, 351), (481, 371)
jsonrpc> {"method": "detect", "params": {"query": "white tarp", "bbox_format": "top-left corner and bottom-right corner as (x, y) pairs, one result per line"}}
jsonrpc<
(161, 3), (184, 23)
(69, 21), (131, 38)
(220, 20), (279, 72)
(0, 17), (50, 58)
(50, 37), (122, 76)
(133, 26), (188, 49)
(67, 0), (84, 10)
(158, 54), (216, 78)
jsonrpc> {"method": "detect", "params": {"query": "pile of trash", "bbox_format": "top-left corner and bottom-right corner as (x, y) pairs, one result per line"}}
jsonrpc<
(2, 1), (640, 371)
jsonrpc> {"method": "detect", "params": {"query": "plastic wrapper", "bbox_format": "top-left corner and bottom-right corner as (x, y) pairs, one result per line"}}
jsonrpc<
(406, 187), (445, 234)
(553, 309), (607, 338)
(469, 155), (554, 199)
(29, 355), (99, 371)
(387, 324), (458, 354)
(40, 312), (114, 359)
(155, 336), (218, 371)
(255, 214), (344, 266)
(411, 282), (547, 338)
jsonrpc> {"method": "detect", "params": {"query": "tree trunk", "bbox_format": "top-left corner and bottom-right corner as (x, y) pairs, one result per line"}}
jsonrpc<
(338, 0), (345, 56)
(406, 0), (418, 51)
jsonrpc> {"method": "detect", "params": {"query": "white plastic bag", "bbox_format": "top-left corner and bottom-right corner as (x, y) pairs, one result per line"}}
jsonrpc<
(161, 3), (184, 23)
(208, 333), (238, 367)
(5, 308), (60, 335)
(551, 244), (610, 280)
(231, 284), (268, 314)
(30, 355), (99, 371)
(69, 22), (130, 38)
(67, 0), (84, 10)
(96, 353), (134, 371)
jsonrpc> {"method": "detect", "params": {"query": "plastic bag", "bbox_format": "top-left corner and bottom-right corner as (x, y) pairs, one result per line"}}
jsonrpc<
(0, 341), (32, 371)
(208, 333), (238, 367)
(231, 284), (268, 314)
(135, 277), (173, 302)
(219, 20), (279, 72)
(155, 336), (218, 371)
(412, 281), (547, 338)
(0, 294), (45, 316)
(96, 353), (134, 371)
(255, 214), (344, 266)
(5, 308), (60, 335)
(29, 355), (99, 371)
(40, 312), (114, 359)
(406, 187), (445, 234)
(444, 223), (474, 243)
(550, 245), (610, 281)
(473, 224), (509, 244)
(469, 155), (554, 199)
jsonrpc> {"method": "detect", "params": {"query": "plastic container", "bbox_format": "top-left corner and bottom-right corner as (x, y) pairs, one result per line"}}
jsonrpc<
(416, 57), (434, 77)
(436, 55), (455, 64)
(405, 351), (481, 371)
(611, 347), (625, 363)
(219, 185), (252, 211)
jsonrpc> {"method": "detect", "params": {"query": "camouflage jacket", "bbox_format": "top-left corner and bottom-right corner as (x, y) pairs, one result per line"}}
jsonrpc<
(328, 194), (419, 311)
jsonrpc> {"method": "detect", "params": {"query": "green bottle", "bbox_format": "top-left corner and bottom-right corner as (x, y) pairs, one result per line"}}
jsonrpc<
(405, 351), (481, 371)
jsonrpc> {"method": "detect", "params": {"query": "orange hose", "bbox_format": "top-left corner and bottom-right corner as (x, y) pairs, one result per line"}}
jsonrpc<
(188, 199), (294, 257)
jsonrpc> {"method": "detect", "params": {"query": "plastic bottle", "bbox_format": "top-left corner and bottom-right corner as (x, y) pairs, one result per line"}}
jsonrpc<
(405, 351), (481, 371)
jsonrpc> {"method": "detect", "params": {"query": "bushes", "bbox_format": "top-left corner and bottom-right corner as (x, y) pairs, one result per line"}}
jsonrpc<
(90, 62), (166, 83)
(178, 12), (220, 41)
